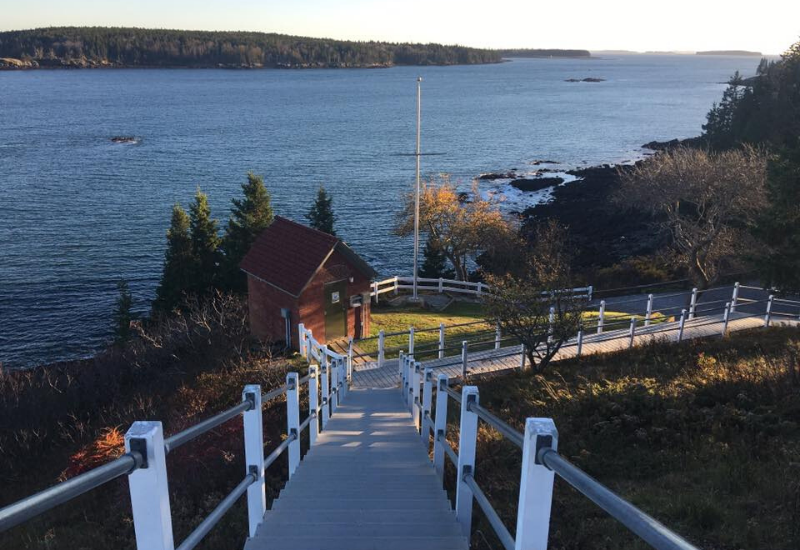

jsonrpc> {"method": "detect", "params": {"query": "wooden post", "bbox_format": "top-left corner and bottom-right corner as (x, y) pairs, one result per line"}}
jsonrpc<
(461, 340), (468, 379)
(438, 323), (445, 359)
(722, 301), (731, 335)
(764, 295), (774, 327)
(731, 282), (740, 313)
(597, 300), (606, 334)
(378, 330), (385, 368)
(125, 422), (174, 550)
(576, 329), (583, 357)
(495, 322), (502, 350)
(286, 373), (300, 478)
(628, 317), (636, 348)
(433, 374), (449, 482)
(689, 288), (698, 319)
(514, 418), (558, 550)
(308, 366), (319, 445)
(242, 385), (265, 537)
(455, 386), (479, 536)
(408, 326), (415, 355)
(421, 368), (433, 444)
(645, 294), (653, 326)
(677, 309), (687, 342)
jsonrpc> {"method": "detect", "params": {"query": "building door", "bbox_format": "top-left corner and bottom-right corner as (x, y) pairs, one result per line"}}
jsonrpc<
(354, 305), (363, 339)
(324, 280), (347, 341)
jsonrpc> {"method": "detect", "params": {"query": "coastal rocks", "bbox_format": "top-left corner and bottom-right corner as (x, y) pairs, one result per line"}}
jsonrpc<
(0, 57), (38, 69)
(111, 136), (139, 144)
(510, 177), (565, 192)
(642, 136), (704, 151)
(478, 171), (517, 180)
(565, 77), (606, 83)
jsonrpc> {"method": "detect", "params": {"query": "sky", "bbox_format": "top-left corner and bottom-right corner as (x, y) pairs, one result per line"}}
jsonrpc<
(1, 0), (797, 55)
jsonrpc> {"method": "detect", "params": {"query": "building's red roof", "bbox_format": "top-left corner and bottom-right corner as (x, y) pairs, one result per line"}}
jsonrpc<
(240, 216), (376, 297)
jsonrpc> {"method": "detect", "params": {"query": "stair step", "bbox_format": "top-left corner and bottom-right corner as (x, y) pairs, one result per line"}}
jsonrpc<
(279, 486), (449, 499)
(273, 497), (452, 511)
(258, 522), (463, 537)
(260, 509), (457, 524)
(244, 535), (468, 550)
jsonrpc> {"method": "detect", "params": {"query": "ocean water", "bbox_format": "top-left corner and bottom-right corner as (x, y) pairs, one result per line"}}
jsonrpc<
(0, 54), (762, 367)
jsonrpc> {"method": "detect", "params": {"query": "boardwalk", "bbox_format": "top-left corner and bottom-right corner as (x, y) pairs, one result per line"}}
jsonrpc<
(245, 389), (468, 550)
(352, 312), (787, 389)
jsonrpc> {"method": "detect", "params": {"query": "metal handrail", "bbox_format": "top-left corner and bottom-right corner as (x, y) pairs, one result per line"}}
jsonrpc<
(165, 400), (252, 453)
(467, 402), (524, 448)
(538, 449), (698, 550)
(264, 435), (295, 470)
(0, 451), (144, 532)
(463, 474), (514, 550)
(175, 473), (256, 550)
(436, 432), (459, 466)
(261, 384), (289, 403)
(443, 385), (462, 403)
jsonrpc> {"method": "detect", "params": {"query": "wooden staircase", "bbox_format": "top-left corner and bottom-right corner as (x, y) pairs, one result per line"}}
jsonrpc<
(244, 388), (468, 550)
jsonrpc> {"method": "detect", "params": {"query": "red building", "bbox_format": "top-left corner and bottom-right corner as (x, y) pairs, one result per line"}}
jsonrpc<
(240, 216), (377, 348)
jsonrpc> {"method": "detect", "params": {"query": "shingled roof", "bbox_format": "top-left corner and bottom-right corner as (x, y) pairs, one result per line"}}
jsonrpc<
(240, 216), (377, 297)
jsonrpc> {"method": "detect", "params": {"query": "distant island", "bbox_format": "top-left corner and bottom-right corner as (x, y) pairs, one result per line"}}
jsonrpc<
(696, 50), (762, 56)
(499, 49), (591, 58)
(0, 27), (503, 69)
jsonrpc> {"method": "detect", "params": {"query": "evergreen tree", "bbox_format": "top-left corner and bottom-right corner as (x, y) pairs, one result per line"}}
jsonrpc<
(113, 279), (133, 345)
(222, 172), (274, 291)
(189, 189), (221, 294)
(306, 185), (336, 235)
(153, 204), (195, 313)
(419, 233), (455, 279)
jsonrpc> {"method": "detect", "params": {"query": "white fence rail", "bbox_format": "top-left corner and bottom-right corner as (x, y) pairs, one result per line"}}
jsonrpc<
(0, 351), (351, 549)
(399, 355), (700, 550)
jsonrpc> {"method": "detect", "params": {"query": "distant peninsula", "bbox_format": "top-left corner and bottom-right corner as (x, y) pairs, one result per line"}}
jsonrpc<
(499, 49), (591, 59)
(696, 50), (762, 56)
(0, 27), (503, 69)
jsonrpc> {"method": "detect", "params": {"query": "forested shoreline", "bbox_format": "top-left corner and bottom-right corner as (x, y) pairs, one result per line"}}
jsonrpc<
(0, 27), (503, 69)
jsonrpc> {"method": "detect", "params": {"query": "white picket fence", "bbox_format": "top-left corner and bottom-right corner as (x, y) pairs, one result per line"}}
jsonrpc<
(370, 275), (593, 302)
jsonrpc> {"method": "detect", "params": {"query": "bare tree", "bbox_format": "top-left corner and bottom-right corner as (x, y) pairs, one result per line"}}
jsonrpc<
(618, 146), (768, 289)
(482, 221), (586, 372)
(395, 175), (513, 281)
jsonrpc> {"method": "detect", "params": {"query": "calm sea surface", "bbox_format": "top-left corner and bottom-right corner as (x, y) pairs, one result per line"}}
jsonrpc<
(0, 55), (762, 367)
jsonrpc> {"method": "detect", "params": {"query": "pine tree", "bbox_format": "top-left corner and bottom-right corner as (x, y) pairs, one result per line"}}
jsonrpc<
(222, 173), (274, 291)
(189, 189), (221, 294)
(419, 233), (455, 279)
(306, 185), (336, 235)
(153, 204), (195, 313)
(113, 279), (133, 345)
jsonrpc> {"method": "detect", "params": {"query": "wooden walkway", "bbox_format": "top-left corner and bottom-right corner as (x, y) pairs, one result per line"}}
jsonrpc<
(245, 389), (468, 550)
(352, 312), (787, 389)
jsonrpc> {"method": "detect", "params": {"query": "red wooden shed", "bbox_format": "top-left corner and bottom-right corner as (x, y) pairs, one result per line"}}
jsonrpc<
(240, 216), (377, 348)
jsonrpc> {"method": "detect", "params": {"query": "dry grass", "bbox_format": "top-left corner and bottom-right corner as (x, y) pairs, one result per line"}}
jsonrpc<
(440, 327), (800, 549)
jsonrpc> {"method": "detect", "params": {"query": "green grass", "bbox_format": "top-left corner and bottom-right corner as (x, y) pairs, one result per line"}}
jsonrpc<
(439, 327), (800, 549)
(356, 303), (669, 361)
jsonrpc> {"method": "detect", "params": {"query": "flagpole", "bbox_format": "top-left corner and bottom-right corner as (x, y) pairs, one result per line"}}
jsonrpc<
(413, 76), (422, 301)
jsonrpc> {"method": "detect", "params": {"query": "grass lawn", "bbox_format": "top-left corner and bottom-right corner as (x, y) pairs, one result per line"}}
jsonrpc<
(440, 327), (800, 549)
(356, 302), (669, 361)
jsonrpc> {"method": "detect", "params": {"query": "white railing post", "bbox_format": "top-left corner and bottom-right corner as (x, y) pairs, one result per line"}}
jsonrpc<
(514, 418), (558, 550)
(421, 367), (433, 444)
(338, 356), (347, 401)
(401, 354), (408, 404)
(677, 309), (687, 342)
(645, 294), (653, 326)
(242, 385), (265, 537)
(477, 282), (483, 296)
(547, 307), (555, 343)
(731, 282), (740, 313)
(433, 374), (449, 481)
(455, 386), (479, 536)
(394, 276), (399, 295)
(495, 322), (501, 350)
(347, 336), (354, 372)
(378, 329), (385, 368)
(409, 326), (415, 355)
(438, 323), (445, 359)
(320, 362), (330, 429)
(587, 285), (593, 301)
(308, 365), (319, 445)
(628, 317), (636, 348)
(373, 281), (379, 304)
(286, 373), (300, 478)
(125, 421), (174, 550)
(412, 363), (421, 430)
(399, 350), (406, 391)
(407, 357), (415, 411)
(298, 323), (306, 357)
(689, 287), (698, 319)
(764, 295), (774, 327)
(461, 340), (468, 379)
(576, 329), (583, 357)
(520, 344), (526, 370)
(438, 277), (444, 293)
(722, 302), (731, 335)
(597, 300), (605, 333)
(331, 355), (339, 414)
